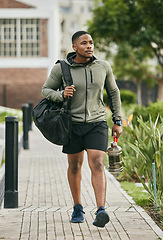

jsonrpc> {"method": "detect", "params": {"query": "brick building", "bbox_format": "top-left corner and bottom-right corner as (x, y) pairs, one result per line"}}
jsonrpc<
(0, 0), (60, 108)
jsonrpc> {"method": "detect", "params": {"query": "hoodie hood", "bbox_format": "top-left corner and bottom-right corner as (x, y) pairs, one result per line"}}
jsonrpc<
(65, 52), (97, 66)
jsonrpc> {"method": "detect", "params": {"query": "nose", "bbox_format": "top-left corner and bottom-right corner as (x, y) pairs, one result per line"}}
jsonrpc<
(87, 43), (92, 48)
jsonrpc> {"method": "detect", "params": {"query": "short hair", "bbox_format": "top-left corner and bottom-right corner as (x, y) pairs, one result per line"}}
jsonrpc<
(72, 30), (90, 43)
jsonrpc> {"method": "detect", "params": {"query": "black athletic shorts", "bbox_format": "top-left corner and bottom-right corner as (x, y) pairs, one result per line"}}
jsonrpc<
(62, 121), (108, 154)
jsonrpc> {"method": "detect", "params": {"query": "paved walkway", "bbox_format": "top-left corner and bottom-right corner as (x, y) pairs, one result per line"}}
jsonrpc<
(0, 126), (163, 240)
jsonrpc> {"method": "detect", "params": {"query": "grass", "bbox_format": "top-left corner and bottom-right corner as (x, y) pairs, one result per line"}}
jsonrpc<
(105, 153), (151, 207)
(104, 151), (151, 206)
(0, 110), (22, 123)
(105, 148), (151, 207)
(1, 152), (5, 166)
(105, 106), (163, 231)
(119, 180), (163, 231)
(0, 112), (8, 122)
(0, 111), (23, 166)
(120, 181), (151, 207)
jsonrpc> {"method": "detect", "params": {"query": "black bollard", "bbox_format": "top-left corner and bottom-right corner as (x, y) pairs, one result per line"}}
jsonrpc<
(22, 104), (29, 149)
(4, 116), (19, 208)
(28, 101), (33, 131)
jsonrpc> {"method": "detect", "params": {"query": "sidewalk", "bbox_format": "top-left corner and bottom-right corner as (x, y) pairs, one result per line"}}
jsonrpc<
(0, 126), (162, 240)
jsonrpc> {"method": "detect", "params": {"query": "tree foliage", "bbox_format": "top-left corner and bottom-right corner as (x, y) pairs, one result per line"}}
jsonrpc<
(113, 43), (157, 86)
(88, 0), (163, 101)
(89, 0), (163, 55)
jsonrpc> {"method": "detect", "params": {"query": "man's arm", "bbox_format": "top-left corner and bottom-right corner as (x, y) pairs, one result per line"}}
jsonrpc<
(42, 64), (65, 102)
(104, 62), (122, 138)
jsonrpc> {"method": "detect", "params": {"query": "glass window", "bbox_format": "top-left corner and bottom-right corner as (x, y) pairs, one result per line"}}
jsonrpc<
(0, 19), (16, 57)
(80, 7), (85, 13)
(0, 18), (41, 57)
(61, 6), (71, 13)
(70, 21), (77, 33)
(20, 19), (40, 57)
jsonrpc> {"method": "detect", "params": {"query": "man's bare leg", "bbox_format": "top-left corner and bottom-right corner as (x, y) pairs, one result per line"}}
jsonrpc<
(87, 149), (107, 209)
(67, 151), (84, 206)
(87, 149), (109, 227)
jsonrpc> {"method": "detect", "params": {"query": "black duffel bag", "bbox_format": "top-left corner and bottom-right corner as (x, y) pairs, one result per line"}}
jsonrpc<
(32, 60), (72, 145)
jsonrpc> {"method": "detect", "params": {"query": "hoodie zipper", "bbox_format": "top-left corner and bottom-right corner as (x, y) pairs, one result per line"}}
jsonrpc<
(85, 68), (88, 122)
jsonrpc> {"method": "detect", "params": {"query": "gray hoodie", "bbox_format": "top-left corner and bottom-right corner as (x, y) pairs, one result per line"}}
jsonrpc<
(42, 52), (122, 123)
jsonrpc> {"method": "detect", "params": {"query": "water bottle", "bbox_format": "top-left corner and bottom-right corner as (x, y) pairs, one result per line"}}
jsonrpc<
(107, 136), (123, 173)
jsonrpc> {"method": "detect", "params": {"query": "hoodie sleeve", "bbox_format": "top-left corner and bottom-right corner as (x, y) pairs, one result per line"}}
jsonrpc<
(42, 63), (65, 102)
(104, 61), (122, 122)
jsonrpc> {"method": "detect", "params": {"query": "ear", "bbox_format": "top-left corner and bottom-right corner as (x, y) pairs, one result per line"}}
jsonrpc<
(72, 43), (77, 52)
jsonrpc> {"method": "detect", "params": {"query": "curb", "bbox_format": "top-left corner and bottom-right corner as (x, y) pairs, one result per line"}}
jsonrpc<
(105, 170), (163, 239)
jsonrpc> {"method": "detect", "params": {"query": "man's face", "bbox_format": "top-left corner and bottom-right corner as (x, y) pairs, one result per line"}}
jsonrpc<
(73, 34), (94, 59)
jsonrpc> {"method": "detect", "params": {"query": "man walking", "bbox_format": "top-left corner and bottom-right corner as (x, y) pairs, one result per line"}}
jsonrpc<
(42, 31), (122, 227)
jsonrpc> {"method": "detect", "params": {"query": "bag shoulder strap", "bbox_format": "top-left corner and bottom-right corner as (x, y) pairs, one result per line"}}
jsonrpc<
(56, 60), (73, 110)
(56, 60), (73, 86)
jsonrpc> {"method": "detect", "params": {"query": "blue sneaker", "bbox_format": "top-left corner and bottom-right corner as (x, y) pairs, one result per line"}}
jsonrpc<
(93, 206), (110, 227)
(70, 204), (85, 223)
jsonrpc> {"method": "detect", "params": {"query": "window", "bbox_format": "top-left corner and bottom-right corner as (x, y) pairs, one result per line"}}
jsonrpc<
(1, 24), (15, 42)
(0, 19), (16, 56)
(80, 7), (85, 13)
(20, 19), (41, 57)
(61, 6), (71, 13)
(0, 19), (41, 57)
(70, 21), (77, 33)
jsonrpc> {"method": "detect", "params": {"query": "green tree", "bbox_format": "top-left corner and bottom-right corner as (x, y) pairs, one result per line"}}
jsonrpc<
(88, 0), (163, 101)
(113, 43), (156, 105)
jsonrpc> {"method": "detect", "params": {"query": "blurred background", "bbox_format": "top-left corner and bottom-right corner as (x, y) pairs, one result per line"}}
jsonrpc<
(0, 0), (162, 109)
(0, 0), (93, 108)
(0, 0), (163, 223)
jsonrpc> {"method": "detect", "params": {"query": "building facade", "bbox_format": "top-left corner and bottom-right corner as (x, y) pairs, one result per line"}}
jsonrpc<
(0, 0), (60, 108)
(0, 0), (93, 108)
(60, 0), (93, 58)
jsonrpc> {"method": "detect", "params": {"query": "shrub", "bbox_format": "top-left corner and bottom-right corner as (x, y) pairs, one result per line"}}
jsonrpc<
(103, 89), (110, 106)
(120, 89), (136, 105)
(103, 89), (136, 107)
(118, 116), (163, 210)
(147, 101), (163, 122)
(132, 101), (163, 125)
(132, 105), (148, 125)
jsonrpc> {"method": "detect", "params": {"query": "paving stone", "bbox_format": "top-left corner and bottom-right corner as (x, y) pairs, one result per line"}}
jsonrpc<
(0, 126), (162, 240)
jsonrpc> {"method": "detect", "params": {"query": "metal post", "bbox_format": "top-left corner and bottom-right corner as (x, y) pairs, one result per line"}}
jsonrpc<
(28, 101), (33, 131)
(4, 116), (19, 208)
(152, 159), (157, 212)
(22, 104), (29, 149)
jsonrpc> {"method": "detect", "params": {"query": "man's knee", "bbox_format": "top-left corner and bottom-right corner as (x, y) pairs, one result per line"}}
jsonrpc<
(90, 156), (104, 172)
(68, 152), (84, 174)
(68, 160), (83, 174)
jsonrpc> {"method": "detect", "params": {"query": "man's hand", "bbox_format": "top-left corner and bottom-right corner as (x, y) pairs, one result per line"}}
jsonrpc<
(63, 85), (76, 98)
(112, 124), (122, 138)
